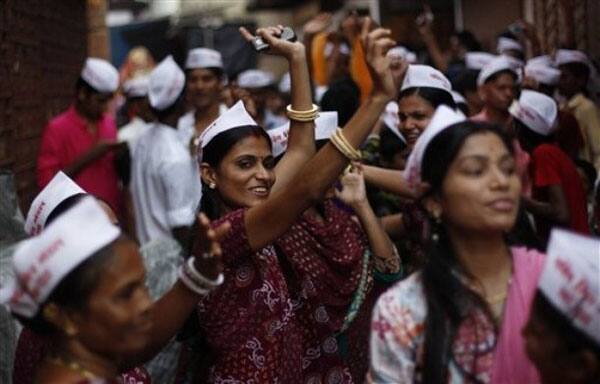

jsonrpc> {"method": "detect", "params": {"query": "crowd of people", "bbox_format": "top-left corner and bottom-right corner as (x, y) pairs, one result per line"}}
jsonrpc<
(0, 7), (599, 384)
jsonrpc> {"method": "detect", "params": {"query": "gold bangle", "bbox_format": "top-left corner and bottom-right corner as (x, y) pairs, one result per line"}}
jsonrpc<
(286, 104), (320, 122)
(334, 128), (361, 158)
(330, 128), (362, 160)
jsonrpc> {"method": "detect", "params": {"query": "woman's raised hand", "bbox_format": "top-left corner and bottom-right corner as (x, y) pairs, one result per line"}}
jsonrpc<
(191, 213), (231, 280)
(360, 18), (397, 101)
(336, 162), (368, 208)
(239, 25), (305, 61)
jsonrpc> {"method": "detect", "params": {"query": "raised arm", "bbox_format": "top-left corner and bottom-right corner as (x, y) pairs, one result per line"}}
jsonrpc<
(245, 19), (397, 251)
(416, 6), (449, 73)
(335, 164), (400, 274)
(362, 164), (428, 199)
(123, 214), (230, 366)
(239, 26), (315, 192)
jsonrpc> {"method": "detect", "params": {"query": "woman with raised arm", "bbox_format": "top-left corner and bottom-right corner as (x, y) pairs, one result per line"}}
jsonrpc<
(0, 197), (229, 384)
(369, 107), (543, 383)
(192, 20), (396, 383)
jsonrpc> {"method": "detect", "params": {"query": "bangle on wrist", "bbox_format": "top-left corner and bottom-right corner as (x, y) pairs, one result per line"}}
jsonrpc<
(178, 267), (211, 296)
(185, 257), (224, 288)
(330, 128), (362, 161)
(286, 104), (319, 122)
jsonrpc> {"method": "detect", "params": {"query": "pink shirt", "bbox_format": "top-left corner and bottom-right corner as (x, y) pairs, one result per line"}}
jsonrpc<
(37, 105), (122, 213)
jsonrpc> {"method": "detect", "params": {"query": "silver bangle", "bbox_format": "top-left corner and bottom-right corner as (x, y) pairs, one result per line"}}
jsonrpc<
(186, 257), (225, 288)
(178, 266), (211, 296)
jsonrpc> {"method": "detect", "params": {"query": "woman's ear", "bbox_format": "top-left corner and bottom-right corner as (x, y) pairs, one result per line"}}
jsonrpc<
(43, 303), (79, 337)
(200, 162), (217, 188)
(422, 195), (443, 220)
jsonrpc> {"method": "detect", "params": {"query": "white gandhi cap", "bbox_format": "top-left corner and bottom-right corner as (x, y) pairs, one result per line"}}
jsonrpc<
(538, 229), (600, 346)
(25, 172), (86, 236)
(509, 89), (558, 136)
(400, 65), (452, 93)
(185, 48), (224, 70)
(0, 197), (121, 318)
(268, 111), (339, 157)
(148, 55), (185, 111)
(80, 57), (119, 93)
(404, 106), (466, 188)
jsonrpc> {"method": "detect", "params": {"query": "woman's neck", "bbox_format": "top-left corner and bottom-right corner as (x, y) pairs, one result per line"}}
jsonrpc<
(446, 227), (512, 283)
(482, 105), (511, 127)
(52, 339), (119, 379)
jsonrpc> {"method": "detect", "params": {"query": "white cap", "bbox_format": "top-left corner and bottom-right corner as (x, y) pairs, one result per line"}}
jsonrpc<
(497, 37), (524, 54)
(25, 172), (86, 236)
(0, 197), (121, 318)
(185, 48), (224, 70)
(237, 69), (275, 89)
(509, 89), (558, 136)
(279, 72), (291, 94)
(451, 90), (467, 105)
(268, 111), (339, 157)
(400, 65), (452, 93)
(538, 229), (600, 346)
(199, 100), (259, 157)
(524, 63), (561, 86)
(381, 101), (405, 142)
(528, 55), (554, 68)
(148, 55), (185, 111)
(404, 106), (466, 187)
(324, 42), (351, 58)
(80, 58), (119, 93)
(123, 75), (150, 98)
(477, 55), (522, 86)
(465, 52), (496, 70)
(555, 49), (590, 67)
(387, 46), (417, 64)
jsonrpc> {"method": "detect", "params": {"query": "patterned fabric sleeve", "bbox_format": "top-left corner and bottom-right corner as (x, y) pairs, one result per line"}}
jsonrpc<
(369, 274), (425, 383)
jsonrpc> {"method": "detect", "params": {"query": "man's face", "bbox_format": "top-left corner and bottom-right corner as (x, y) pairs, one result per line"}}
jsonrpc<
(480, 72), (516, 112)
(79, 89), (113, 121)
(186, 68), (222, 111)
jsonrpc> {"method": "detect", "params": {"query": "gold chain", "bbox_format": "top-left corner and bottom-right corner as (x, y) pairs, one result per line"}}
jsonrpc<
(47, 356), (98, 380)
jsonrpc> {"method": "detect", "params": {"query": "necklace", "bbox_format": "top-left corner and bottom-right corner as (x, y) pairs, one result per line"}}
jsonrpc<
(48, 356), (98, 380)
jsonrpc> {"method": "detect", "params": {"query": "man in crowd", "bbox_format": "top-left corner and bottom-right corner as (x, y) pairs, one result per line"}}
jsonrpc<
(37, 57), (123, 215)
(131, 56), (201, 248)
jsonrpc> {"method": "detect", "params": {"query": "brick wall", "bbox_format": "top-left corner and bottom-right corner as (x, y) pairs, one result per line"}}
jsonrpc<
(0, 0), (87, 214)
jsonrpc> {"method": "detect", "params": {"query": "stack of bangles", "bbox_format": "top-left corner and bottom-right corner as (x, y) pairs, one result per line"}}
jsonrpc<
(330, 128), (362, 161)
(178, 256), (224, 296)
(286, 104), (320, 122)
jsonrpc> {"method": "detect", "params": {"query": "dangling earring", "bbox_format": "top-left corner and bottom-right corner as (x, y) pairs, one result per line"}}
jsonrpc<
(209, 182), (216, 189)
(431, 213), (442, 243)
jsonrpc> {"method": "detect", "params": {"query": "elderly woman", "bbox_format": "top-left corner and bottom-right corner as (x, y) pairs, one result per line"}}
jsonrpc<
(1, 197), (229, 383)
(369, 107), (543, 383)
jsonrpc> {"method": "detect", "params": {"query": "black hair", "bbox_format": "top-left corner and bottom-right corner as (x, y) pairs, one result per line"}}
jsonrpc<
(560, 62), (591, 83)
(532, 291), (600, 358)
(514, 118), (552, 152)
(485, 69), (518, 85)
(419, 121), (514, 383)
(379, 127), (407, 164)
(14, 237), (121, 335)
(452, 69), (479, 94)
(199, 125), (272, 219)
(453, 30), (482, 52)
(185, 67), (224, 80)
(575, 159), (598, 189)
(44, 193), (88, 227)
(75, 77), (101, 95)
(149, 88), (186, 121)
(398, 87), (456, 110)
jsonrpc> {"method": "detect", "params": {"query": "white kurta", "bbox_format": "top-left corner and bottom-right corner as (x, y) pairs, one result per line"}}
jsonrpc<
(131, 122), (201, 246)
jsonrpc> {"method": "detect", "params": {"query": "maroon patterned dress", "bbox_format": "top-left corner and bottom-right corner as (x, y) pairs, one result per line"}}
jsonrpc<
(197, 208), (353, 383)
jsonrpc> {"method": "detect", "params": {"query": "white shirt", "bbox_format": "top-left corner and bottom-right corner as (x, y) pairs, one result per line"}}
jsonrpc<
(118, 117), (151, 151)
(176, 104), (228, 147)
(131, 122), (201, 246)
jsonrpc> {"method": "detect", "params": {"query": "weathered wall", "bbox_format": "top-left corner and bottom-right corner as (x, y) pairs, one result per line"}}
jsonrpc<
(0, 1), (87, 214)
